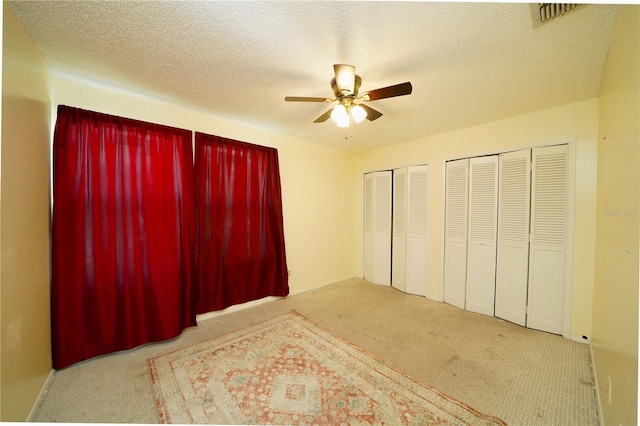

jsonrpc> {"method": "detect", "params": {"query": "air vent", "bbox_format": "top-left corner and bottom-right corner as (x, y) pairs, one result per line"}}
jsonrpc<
(530, 3), (581, 28)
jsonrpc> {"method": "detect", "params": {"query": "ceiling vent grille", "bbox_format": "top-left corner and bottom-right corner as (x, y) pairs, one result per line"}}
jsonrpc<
(530, 3), (581, 28)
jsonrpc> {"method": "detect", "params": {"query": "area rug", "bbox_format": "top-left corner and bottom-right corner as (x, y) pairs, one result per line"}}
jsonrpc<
(147, 311), (507, 425)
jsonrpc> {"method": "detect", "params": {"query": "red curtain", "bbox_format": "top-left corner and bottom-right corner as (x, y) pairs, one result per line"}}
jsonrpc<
(195, 133), (289, 313)
(52, 106), (196, 369)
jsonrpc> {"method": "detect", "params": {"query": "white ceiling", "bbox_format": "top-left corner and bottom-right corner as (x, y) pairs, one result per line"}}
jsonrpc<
(9, 1), (619, 152)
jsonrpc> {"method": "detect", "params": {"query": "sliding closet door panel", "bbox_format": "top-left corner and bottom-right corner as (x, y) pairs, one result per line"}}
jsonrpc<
(406, 165), (429, 296)
(465, 156), (498, 316)
(495, 149), (531, 326)
(373, 171), (392, 285)
(363, 174), (374, 282)
(527, 145), (568, 335)
(392, 168), (407, 292)
(444, 159), (469, 309)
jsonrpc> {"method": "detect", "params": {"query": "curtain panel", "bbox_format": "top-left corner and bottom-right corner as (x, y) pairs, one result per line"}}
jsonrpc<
(194, 133), (289, 313)
(51, 106), (196, 369)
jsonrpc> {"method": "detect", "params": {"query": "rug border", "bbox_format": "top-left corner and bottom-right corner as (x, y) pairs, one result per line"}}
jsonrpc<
(147, 309), (507, 426)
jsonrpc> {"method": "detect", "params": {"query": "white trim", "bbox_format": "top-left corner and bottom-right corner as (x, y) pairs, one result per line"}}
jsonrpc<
(362, 162), (428, 176)
(196, 297), (280, 322)
(27, 369), (55, 421)
(590, 344), (604, 426)
(439, 136), (576, 164)
(569, 335), (590, 344)
(563, 139), (576, 338)
(362, 172), (367, 279)
(288, 277), (356, 296)
(196, 276), (356, 323)
(437, 159), (447, 303)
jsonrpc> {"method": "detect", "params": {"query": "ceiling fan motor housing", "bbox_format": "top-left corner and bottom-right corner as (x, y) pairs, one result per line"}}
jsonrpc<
(331, 75), (362, 98)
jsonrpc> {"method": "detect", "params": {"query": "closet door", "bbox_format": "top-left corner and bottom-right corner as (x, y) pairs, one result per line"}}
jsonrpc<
(406, 165), (429, 296)
(495, 149), (531, 326)
(465, 156), (498, 316)
(364, 174), (375, 282)
(392, 168), (407, 292)
(527, 145), (568, 334)
(363, 171), (392, 285)
(443, 159), (469, 309)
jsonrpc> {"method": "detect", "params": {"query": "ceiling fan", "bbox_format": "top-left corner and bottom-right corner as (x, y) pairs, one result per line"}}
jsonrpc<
(285, 64), (412, 127)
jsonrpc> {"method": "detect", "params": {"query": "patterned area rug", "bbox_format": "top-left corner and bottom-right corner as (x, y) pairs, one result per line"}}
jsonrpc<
(148, 311), (506, 425)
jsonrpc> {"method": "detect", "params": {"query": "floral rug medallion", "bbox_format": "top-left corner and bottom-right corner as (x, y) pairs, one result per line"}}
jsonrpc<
(147, 311), (506, 425)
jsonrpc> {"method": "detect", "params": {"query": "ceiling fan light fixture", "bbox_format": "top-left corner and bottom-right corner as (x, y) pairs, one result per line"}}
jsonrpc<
(351, 105), (367, 123)
(336, 117), (350, 128)
(285, 64), (413, 128)
(331, 104), (349, 124)
(334, 64), (356, 94)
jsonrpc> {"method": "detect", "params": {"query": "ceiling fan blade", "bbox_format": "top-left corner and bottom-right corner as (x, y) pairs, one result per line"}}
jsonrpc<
(364, 82), (412, 101)
(313, 109), (333, 123)
(285, 96), (330, 102)
(360, 104), (383, 121)
(333, 64), (356, 94)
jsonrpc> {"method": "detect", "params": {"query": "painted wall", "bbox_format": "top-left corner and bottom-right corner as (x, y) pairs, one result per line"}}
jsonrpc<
(591, 5), (639, 425)
(3, 2), (634, 420)
(50, 73), (360, 297)
(354, 98), (599, 341)
(1, 3), (53, 421)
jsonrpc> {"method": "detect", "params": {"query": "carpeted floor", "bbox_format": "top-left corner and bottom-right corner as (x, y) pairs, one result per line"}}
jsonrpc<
(33, 277), (599, 425)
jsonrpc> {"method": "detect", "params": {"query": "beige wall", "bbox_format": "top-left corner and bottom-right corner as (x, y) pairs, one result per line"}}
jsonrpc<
(592, 5), (639, 426)
(3, 2), (637, 421)
(50, 73), (360, 296)
(1, 3), (53, 421)
(354, 98), (599, 341)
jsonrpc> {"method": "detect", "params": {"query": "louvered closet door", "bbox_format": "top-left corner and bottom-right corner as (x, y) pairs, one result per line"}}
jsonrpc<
(363, 174), (375, 282)
(363, 171), (392, 285)
(373, 171), (392, 285)
(495, 149), (531, 326)
(465, 156), (498, 316)
(527, 145), (568, 334)
(392, 168), (407, 292)
(405, 165), (429, 296)
(443, 159), (469, 309)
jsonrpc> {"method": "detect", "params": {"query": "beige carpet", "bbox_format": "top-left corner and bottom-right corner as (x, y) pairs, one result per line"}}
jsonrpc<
(33, 278), (599, 425)
(148, 311), (506, 425)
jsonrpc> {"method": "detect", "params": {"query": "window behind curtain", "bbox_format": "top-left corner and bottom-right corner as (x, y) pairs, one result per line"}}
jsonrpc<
(51, 106), (196, 369)
(194, 133), (289, 313)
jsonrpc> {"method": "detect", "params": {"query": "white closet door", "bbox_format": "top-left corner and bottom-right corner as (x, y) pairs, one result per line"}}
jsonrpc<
(392, 168), (407, 292)
(443, 159), (469, 309)
(495, 149), (531, 326)
(364, 171), (392, 285)
(363, 173), (374, 282)
(527, 145), (568, 334)
(406, 165), (429, 296)
(465, 156), (498, 316)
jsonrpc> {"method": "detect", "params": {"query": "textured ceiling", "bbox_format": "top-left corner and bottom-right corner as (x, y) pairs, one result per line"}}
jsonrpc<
(9, 1), (618, 152)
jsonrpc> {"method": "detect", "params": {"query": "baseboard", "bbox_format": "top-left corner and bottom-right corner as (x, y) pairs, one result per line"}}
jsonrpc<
(196, 276), (357, 323)
(589, 344), (605, 426)
(288, 276), (357, 296)
(27, 368), (55, 421)
(569, 335), (591, 344)
(196, 296), (280, 322)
